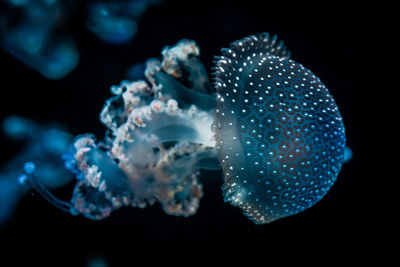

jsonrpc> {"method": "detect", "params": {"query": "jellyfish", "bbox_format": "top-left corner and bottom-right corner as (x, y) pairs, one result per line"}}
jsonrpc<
(0, 0), (79, 79)
(0, 116), (74, 225)
(15, 33), (347, 224)
(86, 0), (158, 44)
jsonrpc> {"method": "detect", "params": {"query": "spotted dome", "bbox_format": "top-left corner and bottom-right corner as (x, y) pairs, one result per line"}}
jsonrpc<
(213, 33), (346, 224)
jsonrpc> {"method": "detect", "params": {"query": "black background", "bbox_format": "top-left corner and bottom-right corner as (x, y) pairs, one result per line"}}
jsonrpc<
(0, 0), (397, 265)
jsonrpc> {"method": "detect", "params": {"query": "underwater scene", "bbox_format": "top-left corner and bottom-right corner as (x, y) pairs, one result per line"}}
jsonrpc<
(0, 0), (396, 265)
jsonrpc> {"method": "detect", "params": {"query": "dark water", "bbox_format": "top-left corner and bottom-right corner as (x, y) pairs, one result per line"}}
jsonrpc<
(0, 0), (396, 265)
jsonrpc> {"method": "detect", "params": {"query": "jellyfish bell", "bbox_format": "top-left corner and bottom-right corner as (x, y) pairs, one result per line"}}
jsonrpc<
(214, 33), (346, 223)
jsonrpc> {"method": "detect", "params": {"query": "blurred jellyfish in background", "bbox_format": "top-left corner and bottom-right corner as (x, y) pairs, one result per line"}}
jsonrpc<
(86, 0), (159, 44)
(0, 0), (158, 79)
(344, 146), (353, 163)
(0, 116), (74, 225)
(1, 33), (351, 225)
(86, 256), (109, 267)
(126, 62), (146, 80)
(0, 0), (79, 79)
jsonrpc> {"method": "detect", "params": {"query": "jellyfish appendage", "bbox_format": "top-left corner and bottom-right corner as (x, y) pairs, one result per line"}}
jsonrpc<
(57, 39), (223, 219)
(0, 116), (76, 223)
(19, 162), (73, 214)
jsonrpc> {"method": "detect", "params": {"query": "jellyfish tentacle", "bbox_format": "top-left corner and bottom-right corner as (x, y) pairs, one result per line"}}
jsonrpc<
(19, 163), (73, 214)
(63, 39), (222, 219)
(161, 39), (214, 95)
(0, 116), (75, 224)
(152, 71), (217, 110)
(144, 40), (217, 110)
(181, 57), (214, 94)
(64, 134), (135, 219)
(28, 177), (73, 213)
